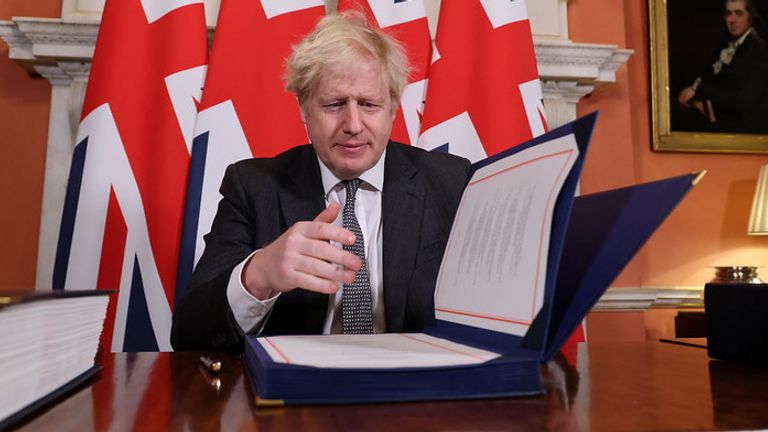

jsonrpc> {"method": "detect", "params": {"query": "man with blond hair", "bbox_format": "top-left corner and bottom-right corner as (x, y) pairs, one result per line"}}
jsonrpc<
(172, 13), (469, 351)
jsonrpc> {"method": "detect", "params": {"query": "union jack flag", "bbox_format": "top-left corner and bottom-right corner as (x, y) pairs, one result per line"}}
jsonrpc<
(337, 0), (432, 145)
(418, 0), (548, 162)
(174, 0), (325, 300)
(55, 0), (581, 355)
(53, 0), (208, 352)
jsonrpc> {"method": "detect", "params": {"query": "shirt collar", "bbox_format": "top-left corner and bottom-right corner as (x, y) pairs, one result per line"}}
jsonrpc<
(318, 149), (387, 197)
(734, 27), (752, 46)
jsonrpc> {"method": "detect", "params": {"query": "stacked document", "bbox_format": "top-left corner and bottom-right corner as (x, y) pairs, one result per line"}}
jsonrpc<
(0, 290), (110, 429)
(243, 113), (701, 404)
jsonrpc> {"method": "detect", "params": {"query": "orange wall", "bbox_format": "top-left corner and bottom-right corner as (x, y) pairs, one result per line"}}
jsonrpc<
(569, 0), (768, 288)
(0, 0), (61, 292)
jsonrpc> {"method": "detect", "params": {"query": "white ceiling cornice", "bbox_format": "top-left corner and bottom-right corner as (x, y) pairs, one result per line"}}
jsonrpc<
(2, 17), (632, 92)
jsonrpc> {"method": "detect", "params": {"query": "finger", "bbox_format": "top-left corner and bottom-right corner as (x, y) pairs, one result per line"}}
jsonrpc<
(292, 270), (343, 294)
(295, 255), (357, 285)
(314, 201), (340, 224)
(301, 239), (362, 272)
(299, 221), (356, 245)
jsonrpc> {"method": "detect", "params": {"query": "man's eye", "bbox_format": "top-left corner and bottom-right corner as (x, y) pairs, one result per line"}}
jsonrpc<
(323, 102), (345, 111)
(360, 102), (381, 111)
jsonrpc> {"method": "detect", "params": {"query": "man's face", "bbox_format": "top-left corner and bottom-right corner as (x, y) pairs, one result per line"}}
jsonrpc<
(303, 55), (395, 180)
(725, 0), (751, 38)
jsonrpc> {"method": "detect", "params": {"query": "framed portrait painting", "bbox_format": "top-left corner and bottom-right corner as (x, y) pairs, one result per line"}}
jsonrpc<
(650, 0), (768, 153)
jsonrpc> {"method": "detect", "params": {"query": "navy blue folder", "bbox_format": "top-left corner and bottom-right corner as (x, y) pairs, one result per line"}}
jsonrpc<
(243, 113), (700, 405)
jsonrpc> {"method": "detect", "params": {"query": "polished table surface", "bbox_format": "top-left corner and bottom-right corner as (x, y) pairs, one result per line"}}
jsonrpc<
(13, 341), (768, 431)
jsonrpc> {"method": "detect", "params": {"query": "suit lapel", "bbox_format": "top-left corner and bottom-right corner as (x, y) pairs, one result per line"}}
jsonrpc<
(279, 147), (326, 228)
(382, 143), (424, 332)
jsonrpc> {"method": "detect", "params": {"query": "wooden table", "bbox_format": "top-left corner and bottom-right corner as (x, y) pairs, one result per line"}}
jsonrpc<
(12, 341), (768, 431)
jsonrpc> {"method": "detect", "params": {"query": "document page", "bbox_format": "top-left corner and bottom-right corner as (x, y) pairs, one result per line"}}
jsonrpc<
(434, 135), (579, 336)
(257, 333), (500, 369)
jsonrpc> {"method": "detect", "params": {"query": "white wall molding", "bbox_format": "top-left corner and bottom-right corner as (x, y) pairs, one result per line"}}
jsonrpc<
(10, 17), (97, 61)
(540, 80), (593, 132)
(1, 16), (633, 295)
(594, 287), (704, 311)
(536, 39), (633, 87)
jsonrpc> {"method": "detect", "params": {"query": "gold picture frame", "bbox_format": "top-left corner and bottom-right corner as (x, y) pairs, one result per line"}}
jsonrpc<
(650, 0), (768, 153)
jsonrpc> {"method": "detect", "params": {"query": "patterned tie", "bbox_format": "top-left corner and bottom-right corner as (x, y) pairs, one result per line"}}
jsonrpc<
(340, 179), (374, 334)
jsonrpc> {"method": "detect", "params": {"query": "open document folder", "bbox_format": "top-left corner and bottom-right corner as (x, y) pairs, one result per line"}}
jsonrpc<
(243, 113), (702, 405)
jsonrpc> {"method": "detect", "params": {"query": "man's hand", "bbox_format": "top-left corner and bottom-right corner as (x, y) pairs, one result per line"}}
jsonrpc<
(678, 86), (696, 107)
(691, 100), (706, 116)
(241, 202), (361, 300)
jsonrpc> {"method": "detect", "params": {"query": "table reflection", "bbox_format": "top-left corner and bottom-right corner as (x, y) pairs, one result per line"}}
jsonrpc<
(709, 359), (768, 429)
(13, 343), (768, 431)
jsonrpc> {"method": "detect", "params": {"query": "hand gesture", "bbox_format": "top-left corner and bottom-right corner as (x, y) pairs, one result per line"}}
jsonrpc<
(241, 202), (361, 300)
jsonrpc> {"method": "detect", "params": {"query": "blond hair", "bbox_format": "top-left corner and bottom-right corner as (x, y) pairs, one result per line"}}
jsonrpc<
(285, 11), (410, 110)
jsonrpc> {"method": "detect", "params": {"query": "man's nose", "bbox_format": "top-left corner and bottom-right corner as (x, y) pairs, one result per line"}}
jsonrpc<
(343, 104), (363, 135)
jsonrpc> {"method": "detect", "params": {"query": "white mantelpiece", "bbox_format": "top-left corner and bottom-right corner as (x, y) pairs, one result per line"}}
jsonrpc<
(1, 17), (639, 305)
(536, 40), (632, 129)
(0, 17), (96, 69)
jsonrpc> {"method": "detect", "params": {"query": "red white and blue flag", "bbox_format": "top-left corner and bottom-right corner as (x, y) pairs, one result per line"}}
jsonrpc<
(174, 0), (325, 297)
(337, 0), (432, 145)
(53, 0), (208, 352)
(418, 0), (547, 161)
(54, 0), (580, 354)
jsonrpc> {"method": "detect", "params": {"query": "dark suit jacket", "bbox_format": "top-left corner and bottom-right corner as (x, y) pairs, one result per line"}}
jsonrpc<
(694, 30), (768, 134)
(171, 142), (470, 351)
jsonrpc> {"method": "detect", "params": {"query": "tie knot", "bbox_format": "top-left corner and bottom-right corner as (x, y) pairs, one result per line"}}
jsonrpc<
(343, 178), (361, 199)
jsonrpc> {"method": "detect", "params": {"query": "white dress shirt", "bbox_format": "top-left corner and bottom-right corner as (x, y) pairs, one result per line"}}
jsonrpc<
(226, 150), (387, 334)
